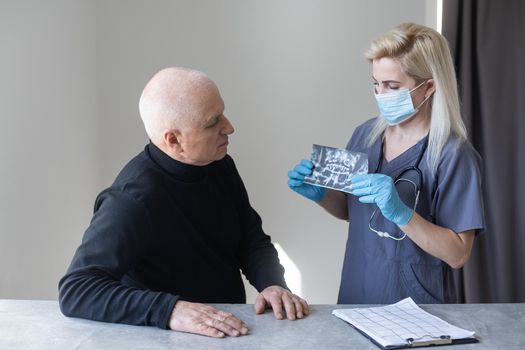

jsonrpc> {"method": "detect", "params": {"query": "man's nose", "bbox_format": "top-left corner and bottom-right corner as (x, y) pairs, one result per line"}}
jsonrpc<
(222, 115), (235, 135)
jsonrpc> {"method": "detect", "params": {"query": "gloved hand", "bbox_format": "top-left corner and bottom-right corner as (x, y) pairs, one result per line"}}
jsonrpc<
(350, 173), (413, 226)
(287, 159), (326, 202)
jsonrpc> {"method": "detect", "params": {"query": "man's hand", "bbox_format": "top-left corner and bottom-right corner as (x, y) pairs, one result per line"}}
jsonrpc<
(254, 285), (309, 320)
(169, 300), (249, 338)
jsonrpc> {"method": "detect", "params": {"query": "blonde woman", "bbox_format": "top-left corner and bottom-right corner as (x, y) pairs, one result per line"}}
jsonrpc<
(288, 23), (485, 304)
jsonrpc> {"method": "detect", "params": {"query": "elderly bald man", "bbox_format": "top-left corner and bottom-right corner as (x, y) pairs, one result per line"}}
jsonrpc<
(59, 67), (308, 338)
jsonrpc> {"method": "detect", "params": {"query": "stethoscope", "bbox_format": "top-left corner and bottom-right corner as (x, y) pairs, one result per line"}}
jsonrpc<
(368, 135), (428, 240)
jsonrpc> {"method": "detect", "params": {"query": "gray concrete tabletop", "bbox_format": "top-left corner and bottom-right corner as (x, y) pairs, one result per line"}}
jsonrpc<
(1, 300), (524, 349)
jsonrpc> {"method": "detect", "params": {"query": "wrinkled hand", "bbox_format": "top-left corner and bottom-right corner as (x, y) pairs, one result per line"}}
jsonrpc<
(254, 285), (309, 320)
(169, 300), (249, 338)
(350, 173), (413, 226)
(288, 159), (326, 202)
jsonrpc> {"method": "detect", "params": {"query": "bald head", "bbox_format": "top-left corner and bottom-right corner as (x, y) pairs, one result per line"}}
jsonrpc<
(139, 67), (219, 145)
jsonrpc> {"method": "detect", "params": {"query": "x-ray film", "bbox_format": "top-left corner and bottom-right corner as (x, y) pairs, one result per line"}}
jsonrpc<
(304, 144), (368, 193)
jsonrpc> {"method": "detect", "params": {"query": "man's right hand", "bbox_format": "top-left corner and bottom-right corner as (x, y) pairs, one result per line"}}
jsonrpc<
(168, 300), (249, 338)
(288, 159), (326, 202)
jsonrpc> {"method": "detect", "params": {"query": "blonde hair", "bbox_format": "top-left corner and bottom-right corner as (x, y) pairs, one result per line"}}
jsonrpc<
(365, 22), (467, 174)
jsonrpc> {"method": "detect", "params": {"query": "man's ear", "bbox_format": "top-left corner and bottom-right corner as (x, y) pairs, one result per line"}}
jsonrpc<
(163, 129), (183, 153)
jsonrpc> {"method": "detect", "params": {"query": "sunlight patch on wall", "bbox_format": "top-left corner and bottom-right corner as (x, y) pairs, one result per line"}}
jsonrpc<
(437, 0), (443, 33)
(274, 242), (302, 297)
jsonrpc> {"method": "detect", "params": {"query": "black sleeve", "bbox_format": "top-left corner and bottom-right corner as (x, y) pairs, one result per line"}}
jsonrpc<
(58, 190), (178, 329)
(224, 156), (288, 292)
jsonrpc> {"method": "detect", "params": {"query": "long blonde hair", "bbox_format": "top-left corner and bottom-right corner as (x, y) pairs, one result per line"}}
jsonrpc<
(365, 22), (467, 174)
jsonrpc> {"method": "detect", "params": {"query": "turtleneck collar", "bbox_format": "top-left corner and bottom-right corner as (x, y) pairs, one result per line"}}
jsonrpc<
(145, 142), (208, 182)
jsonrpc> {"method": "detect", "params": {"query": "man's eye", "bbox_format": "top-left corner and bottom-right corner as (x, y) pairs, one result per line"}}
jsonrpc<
(207, 116), (220, 128)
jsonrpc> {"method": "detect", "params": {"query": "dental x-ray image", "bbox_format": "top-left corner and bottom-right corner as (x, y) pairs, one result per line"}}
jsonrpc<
(304, 144), (368, 193)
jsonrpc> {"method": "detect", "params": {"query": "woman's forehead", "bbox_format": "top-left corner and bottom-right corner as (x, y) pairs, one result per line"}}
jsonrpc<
(372, 57), (407, 81)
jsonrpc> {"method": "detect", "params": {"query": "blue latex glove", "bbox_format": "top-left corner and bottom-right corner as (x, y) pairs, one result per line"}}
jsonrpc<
(287, 159), (326, 202)
(350, 173), (413, 226)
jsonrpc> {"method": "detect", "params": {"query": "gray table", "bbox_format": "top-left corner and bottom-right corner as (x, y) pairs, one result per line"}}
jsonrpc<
(1, 300), (524, 349)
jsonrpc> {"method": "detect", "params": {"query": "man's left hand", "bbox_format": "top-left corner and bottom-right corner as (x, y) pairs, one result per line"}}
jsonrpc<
(254, 285), (309, 320)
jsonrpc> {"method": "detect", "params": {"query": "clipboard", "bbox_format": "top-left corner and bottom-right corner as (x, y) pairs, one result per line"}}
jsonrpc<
(332, 297), (479, 349)
(347, 321), (478, 349)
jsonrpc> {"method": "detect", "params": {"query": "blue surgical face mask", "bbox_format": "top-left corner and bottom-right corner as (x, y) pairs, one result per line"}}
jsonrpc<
(374, 80), (428, 126)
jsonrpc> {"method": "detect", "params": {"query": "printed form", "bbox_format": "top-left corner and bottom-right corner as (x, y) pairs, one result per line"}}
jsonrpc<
(333, 297), (476, 348)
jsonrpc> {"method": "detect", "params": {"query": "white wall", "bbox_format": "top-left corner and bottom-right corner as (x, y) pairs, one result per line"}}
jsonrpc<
(0, 1), (98, 299)
(1, 0), (434, 302)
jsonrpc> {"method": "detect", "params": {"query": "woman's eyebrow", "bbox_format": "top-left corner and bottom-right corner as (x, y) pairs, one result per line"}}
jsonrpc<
(371, 77), (401, 84)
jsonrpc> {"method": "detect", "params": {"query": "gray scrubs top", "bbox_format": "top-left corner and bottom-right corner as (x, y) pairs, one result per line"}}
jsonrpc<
(338, 118), (485, 304)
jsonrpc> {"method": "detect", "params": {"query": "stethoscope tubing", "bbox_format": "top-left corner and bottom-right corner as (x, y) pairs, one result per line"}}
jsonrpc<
(368, 135), (428, 240)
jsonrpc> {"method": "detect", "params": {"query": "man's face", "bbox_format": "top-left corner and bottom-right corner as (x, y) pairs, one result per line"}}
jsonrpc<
(178, 87), (235, 166)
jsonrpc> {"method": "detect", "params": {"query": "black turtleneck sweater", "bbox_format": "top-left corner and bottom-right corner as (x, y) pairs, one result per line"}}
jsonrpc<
(58, 143), (287, 329)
